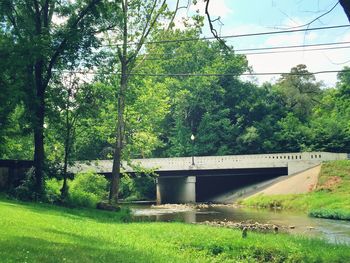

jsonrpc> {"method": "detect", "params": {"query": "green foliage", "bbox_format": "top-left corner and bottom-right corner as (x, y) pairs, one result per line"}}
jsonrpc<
(309, 208), (350, 220)
(1, 5), (350, 204)
(0, 104), (33, 159)
(274, 64), (322, 121)
(0, 0), (121, 196)
(45, 178), (62, 204)
(119, 174), (156, 201)
(119, 174), (134, 199)
(1, 198), (350, 263)
(12, 168), (39, 201)
(307, 70), (350, 152)
(274, 113), (311, 152)
(67, 171), (108, 208)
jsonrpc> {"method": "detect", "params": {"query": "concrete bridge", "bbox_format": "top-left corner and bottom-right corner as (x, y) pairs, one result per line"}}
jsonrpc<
(70, 152), (348, 204)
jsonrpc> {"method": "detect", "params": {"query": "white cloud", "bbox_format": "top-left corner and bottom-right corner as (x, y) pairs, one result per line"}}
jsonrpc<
(245, 46), (350, 87)
(235, 18), (350, 87)
(264, 32), (318, 46)
(191, 0), (233, 18)
(170, 0), (233, 31)
(338, 31), (350, 42)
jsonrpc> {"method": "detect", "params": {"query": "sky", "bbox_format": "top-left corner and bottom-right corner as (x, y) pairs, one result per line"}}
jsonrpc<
(185, 0), (350, 87)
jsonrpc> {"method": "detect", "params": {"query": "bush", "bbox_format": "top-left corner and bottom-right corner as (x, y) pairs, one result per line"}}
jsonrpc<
(119, 174), (134, 199)
(13, 168), (39, 201)
(67, 171), (108, 208)
(309, 208), (350, 221)
(45, 178), (62, 204)
(119, 207), (132, 222)
(119, 174), (156, 201)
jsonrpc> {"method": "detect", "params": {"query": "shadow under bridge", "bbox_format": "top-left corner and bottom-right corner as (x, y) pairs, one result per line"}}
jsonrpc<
(156, 167), (287, 204)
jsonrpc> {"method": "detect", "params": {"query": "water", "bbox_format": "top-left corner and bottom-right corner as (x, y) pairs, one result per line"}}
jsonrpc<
(129, 204), (350, 244)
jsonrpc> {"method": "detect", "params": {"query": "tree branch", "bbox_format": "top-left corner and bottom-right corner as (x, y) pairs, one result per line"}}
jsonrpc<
(127, 0), (166, 65)
(204, 0), (230, 50)
(166, 0), (190, 30)
(45, 0), (101, 87)
(274, 1), (340, 30)
(340, 0), (350, 22)
(33, 0), (42, 34)
(43, 0), (50, 28)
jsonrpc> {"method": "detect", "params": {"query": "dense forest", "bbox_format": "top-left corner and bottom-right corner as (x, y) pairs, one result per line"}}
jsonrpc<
(0, 1), (349, 202)
(1, 28), (349, 161)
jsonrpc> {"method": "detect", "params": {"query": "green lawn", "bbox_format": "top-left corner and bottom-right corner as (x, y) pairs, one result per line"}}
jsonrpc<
(240, 160), (350, 220)
(1, 198), (350, 262)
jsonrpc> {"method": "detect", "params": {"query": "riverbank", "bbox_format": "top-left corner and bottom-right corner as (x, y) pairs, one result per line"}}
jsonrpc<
(240, 160), (350, 220)
(1, 198), (350, 262)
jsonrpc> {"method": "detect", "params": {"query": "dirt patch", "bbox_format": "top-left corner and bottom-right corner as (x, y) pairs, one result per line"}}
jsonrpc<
(317, 176), (342, 191)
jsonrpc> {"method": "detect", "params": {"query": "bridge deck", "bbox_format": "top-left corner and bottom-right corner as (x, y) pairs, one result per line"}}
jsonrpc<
(69, 152), (347, 175)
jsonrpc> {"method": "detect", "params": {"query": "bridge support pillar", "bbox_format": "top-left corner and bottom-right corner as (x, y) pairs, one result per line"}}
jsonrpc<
(156, 176), (196, 204)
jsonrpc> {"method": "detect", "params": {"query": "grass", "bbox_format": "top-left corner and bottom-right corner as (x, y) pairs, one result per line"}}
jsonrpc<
(1, 198), (350, 262)
(240, 160), (350, 220)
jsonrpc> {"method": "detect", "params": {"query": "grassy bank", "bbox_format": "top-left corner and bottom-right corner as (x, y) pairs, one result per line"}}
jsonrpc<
(240, 160), (350, 220)
(0, 198), (350, 262)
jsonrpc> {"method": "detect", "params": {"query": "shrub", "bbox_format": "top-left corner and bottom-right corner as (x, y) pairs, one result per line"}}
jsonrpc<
(119, 207), (132, 222)
(309, 208), (350, 221)
(119, 174), (134, 199)
(45, 178), (62, 204)
(67, 171), (108, 208)
(13, 168), (39, 201)
(119, 174), (156, 201)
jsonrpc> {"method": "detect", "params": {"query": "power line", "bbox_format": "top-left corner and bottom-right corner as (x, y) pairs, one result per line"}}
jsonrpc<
(103, 24), (350, 46)
(135, 44), (350, 60)
(272, 1), (340, 30)
(97, 41), (350, 63)
(234, 40), (350, 53)
(127, 70), (350, 76)
(54, 69), (350, 77)
(241, 45), (350, 56)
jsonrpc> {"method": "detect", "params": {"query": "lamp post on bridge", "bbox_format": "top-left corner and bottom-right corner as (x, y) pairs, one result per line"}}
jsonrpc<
(191, 134), (195, 166)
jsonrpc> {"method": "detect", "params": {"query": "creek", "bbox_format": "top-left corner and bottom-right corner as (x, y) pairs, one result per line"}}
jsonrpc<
(128, 203), (350, 244)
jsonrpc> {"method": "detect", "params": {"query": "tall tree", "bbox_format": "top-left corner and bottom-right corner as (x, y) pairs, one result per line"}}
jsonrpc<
(0, 0), (119, 197)
(46, 73), (107, 198)
(308, 67), (350, 152)
(108, 0), (186, 204)
(273, 64), (322, 122)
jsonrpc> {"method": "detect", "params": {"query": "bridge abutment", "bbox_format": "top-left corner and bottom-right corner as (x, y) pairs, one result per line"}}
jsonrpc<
(156, 176), (196, 204)
(287, 160), (321, 175)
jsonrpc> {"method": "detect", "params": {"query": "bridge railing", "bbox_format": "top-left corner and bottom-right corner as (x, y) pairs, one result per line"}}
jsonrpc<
(69, 152), (348, 173)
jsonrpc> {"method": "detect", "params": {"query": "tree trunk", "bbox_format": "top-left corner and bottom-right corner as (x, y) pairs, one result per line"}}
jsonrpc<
(33, 60), (45, 198)
(109, 0), (128, 204)
(33, 124), (44, 196)
(61, 113), (70, 200)
(340, 0), (350, 22)
(109, 61), (127, 204)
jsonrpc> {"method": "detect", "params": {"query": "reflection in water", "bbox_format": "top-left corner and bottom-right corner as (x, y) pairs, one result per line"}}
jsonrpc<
(130, 204), (350, 244)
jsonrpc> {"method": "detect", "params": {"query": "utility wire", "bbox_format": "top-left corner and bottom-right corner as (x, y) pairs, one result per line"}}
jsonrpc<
(54, 69), (350, 77)
(134, 44), (350, 60)
(103, 40), (350, 55)
(97, 41), (350, 62)
(234, 40), (350, 53)
(126, 70), (350, 76)
(272, 1), (340, 30)
(103, 24), (350, 46)
(240, 45), (350, 56)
